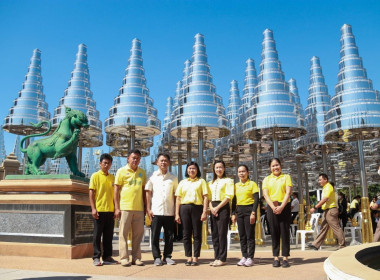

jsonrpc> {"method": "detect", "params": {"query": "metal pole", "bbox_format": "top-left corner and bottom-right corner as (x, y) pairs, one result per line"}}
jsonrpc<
(272, 129), (278, 158)
(296, 156), (305, 230)
(331, 165), (336, 184)
(187, 128), (192, 164)
(357, 139), (367, 196)
(77, 141), (83, 172)
(177, 136), (183, 181)
(357, 138), (373, 243)
(130, 126), (135, 151)
(198, 128), (204, 179)
(322, 145), (328, 174)
(252, 144), (258, 184)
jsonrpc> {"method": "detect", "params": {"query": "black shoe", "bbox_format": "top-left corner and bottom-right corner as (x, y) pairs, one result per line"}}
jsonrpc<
(191, 261), (199, 266)
(185, 261), (192, 266)
(307, 243), (319, 250)
(273, 260), (280, 267)
(282, 260), (290, 268)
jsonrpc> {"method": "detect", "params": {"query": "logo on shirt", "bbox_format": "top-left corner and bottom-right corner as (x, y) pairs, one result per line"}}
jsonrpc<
(139, 173), (142, 177)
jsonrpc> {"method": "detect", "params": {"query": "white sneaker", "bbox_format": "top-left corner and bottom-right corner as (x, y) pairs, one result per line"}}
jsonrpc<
(154, 258), (162, 266)
(237, 257), (247, 266)
(244, 258), (254, 267)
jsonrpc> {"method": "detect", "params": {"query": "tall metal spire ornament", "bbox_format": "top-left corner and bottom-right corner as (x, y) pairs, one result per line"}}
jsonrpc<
(3, 49), (50, 135)
(105, 38), (160, 155)
(51, 44), (103, 170)
(170, 34), (229, 176)
(243, 29), (306, 158)
(325, 24), (380, 243)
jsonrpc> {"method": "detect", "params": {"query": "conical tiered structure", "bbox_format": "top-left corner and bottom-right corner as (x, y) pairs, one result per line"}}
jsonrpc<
(240, 59), (258, 117)
(105, 38), (160, 154)
(325, 24), (380, 243)
(170, 34), (229, 174)
(243, 29), (306, 157)
(52, 44), (103, 148)
(227, 80), (241, 129)
(3, 49), (50, 135)
(0, 126), (6, 164)
(215, 80), (241, 171)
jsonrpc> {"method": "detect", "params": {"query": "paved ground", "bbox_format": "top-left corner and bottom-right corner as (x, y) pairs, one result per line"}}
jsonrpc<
(0, 237), (335, 280)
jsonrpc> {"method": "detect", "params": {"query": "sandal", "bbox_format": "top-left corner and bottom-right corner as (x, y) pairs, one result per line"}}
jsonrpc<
(185, 261), (192, 266)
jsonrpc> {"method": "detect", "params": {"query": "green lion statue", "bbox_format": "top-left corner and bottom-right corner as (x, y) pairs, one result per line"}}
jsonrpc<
(20, 107), (89, 177)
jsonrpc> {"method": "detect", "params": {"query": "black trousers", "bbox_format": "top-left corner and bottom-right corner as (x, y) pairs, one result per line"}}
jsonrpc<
(93, 212), (115, 259)
(266, 203), (291, 257)
(180, 204), (203, 258)
(210, 202), (230, 262)
(151, 215), (175, 259)
(236, 204), (256, 259)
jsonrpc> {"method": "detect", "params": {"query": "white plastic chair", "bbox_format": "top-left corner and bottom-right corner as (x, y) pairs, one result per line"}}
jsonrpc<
(295, 213), (321, 250)
(344, 212), (362, 245)
(227, 223), (239, 249)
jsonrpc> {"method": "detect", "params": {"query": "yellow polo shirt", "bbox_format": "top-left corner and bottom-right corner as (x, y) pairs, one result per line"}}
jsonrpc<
(208, 177), (234, 202)
(321, 182), (337, 210)
(262, 173), (292, 203)
(235, 179), (259, 205)
(175, 177), (208, 205)
(89, 170), (115, 212)
(115, 164), (146, 211)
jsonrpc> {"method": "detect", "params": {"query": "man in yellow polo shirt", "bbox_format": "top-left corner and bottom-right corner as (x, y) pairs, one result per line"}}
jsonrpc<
(308, 173), (345, 250)
(89, 153), (117, 266)
(114, 149), (147, 267)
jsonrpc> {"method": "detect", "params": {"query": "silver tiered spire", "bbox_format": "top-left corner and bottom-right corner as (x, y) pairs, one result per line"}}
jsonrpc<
(243, 29), (306, 157)
(325, 24), (380, 141)
(3, 49), (50, 135)
(325, 24), (380, 242)
(170, 34), (229, 175)
(105, 38), (161, 153)
(52, 44), (103, 148)
(301, 56), (349, 175)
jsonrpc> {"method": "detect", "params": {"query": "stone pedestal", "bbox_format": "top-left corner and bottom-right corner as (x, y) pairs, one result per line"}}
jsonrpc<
(0, 175), (93, 259)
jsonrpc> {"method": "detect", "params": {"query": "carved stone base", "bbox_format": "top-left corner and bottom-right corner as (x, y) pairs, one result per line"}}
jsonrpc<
(0, 176), (93, 259)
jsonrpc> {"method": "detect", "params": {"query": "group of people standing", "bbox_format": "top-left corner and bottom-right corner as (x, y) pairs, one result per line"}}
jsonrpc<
(88, 149), (351, 268)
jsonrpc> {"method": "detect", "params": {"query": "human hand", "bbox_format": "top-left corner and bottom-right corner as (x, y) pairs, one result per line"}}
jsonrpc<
(175, 214), (181, 224)
(201, 212), (207, 221)
(92, 209), (99, 219)
(147, 210), (154, 221)
(250, 213), (256, 224)
(114, 209), (121, 219)
(310, 207), (315, 214)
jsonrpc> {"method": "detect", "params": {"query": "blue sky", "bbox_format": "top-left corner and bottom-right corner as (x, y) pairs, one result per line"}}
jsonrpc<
(1, 0), (380, 156)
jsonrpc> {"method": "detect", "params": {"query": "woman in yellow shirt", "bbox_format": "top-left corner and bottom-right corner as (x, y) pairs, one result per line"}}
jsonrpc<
(262, 158), (292, 268)
(175, 161), (208, 266)
(208, 160), (234, 267)
(231, 164), (259, 267)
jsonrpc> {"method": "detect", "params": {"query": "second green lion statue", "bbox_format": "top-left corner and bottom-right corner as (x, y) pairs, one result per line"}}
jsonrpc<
(20, 107), (89, 177)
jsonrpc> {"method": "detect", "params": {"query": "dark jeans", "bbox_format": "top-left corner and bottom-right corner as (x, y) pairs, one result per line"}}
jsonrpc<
(180, 204), (203, 258)
(210, 202), (230, 262)
(93, 212), (115, 260)
(236, 204), (256, 259)
(151, 215), (175, 260)
(267, 202), (291, 257)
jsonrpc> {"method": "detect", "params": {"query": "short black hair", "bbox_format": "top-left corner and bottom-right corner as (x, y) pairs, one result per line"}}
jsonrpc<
(319, 173), (328, 181)
(157, 152), (170, 162)
(238, 164), (249, 173)
(185, 161), (201, 178)
(269, 158), (281, 167)
(128, 149), (142, 158)
(292, 192), (298, 198)
(100, 153), (113, 163)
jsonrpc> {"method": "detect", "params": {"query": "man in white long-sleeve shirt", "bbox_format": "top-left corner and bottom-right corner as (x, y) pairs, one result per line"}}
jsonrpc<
(145, 153), (178, 266)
